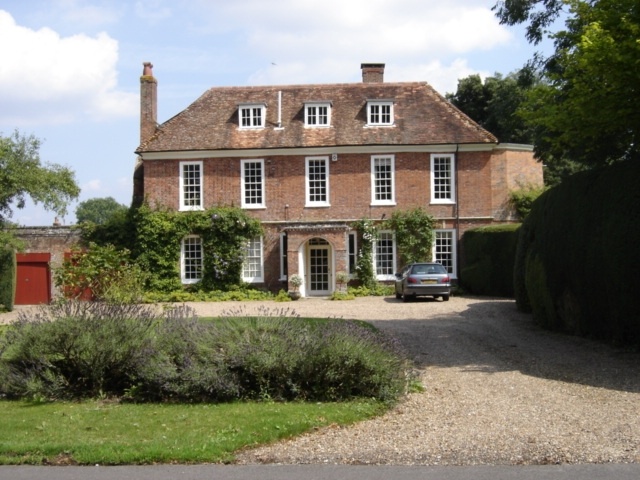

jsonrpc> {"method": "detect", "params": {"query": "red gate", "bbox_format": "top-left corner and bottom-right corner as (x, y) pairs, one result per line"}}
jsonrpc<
(15, 253), (51, 305)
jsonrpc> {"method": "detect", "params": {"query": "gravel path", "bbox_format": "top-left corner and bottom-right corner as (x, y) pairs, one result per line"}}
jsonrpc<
(2, 296), (639, 465)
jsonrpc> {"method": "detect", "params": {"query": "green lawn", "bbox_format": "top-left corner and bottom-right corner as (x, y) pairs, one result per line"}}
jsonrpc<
(0, 399), (387, 465)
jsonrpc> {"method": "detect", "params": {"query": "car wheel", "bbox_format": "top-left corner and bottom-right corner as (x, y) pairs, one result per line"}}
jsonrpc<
(403, 294), (413, 303)
(442, 294), (450, 301)
(395, 292), (402, 300)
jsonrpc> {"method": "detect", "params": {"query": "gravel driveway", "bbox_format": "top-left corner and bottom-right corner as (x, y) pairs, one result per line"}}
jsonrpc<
(3, 296), (639, 465)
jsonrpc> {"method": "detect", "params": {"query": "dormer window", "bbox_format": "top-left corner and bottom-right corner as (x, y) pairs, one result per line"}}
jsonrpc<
(367, 100), (394, 126)
(305, 102), (331, 127)
(239, 103), (266, 129)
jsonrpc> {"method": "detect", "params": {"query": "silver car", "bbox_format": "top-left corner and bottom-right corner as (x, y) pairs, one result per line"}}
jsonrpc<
(394, 262), (451, 302)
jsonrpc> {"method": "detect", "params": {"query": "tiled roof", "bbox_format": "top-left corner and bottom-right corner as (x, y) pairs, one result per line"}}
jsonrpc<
(137, 81), (497, 153)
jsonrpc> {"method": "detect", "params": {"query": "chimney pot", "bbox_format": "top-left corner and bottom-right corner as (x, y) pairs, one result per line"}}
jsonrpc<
(361, 63), (385, 83)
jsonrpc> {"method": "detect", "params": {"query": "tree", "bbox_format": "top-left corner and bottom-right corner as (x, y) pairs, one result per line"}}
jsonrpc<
(493, 0), (640, 167)
(76, 197), (128, 225)
(446, 70), (536, 144)
(0, 130), (80, 224)
(447, 69), (582, 185)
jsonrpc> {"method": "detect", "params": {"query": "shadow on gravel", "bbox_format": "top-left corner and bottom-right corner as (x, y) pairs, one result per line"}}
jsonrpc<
(370, 299), (640, 394)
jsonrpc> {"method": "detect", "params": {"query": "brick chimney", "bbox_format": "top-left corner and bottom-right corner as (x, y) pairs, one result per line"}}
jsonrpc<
(361, 63), (385, 83)
(140, 62), (157, 144)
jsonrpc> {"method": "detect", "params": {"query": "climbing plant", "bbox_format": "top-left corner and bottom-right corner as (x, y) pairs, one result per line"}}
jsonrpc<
(352, 219), (378, 289)
(132, 204), (263, 292)
(385, 208), (436, 265)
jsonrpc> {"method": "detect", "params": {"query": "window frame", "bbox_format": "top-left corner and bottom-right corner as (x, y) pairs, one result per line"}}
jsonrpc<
(242, 236), (264, 283)
(240, 159), (266, 209)
(279, 232), (288, 281)
(179, 160), (204, 211)
(305, 156), (330, 207)
(239, 103), (266, 129)
(304, 102), (331, 127)
(181, 235), (203, 284)
(370, 154), (396, 205)
(347, 231), (357, 277)
(432, 229), (457, 278)
(374, 230), (396, 281)
(366, 100), (394, 126)
(430, 153), (456, 204)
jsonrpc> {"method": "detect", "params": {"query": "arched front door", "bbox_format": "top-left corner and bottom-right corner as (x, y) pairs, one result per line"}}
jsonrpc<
(306, 238), (332, 296)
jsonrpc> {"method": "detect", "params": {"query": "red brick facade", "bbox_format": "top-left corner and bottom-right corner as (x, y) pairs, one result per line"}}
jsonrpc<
(136, 63), (543, 296)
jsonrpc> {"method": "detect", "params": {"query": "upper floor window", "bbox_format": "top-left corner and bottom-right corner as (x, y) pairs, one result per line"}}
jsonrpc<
(305, 102), (331, 127)
(241, 159), (265, 208)
(242, 236), (264, 283)
(367, 101), (394, 126)
(433, 229), (457, 277)
(306, 156), (330, 207)
(239, 103), (265, 129)
(371, 155), (395, 205)
(431, 154), (456, 204)
(181, 235), (203, 284)
(179, 161), (203, 211)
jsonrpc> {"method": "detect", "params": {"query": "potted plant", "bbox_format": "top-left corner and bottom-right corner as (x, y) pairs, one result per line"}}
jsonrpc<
(288, 274), (303, 300)
(335, 271), (349, 292)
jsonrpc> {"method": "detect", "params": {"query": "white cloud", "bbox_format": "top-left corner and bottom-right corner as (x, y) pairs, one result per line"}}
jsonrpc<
(83, 179), (104, 192)
(134, 0), (172, 23)
(190, 0), (513, 90)
(0, 10), (137, 125)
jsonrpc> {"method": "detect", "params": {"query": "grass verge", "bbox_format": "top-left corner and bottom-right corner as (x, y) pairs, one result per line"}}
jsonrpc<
(0, 398), (387, 465)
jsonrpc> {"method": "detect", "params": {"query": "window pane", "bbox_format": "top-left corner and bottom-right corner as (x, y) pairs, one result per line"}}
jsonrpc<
(374, 157), (393, 201)
(182, 236), (202, 282)
(376, 232), (394, 276)
(243, 237), (263, 281)
(182, 163), (201, 207)
(308, 159), (327, 203)
(243, 161), (263, 206)
(434, 230), (454, 274)
(433, 156), (452, 200)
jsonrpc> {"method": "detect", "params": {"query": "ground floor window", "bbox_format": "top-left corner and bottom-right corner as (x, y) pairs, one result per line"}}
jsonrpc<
(347, 231), (357, 276)
(242, 236), (264, 282)
(279, 232), (288, 280)
(433, 229), (457, 276)
(375, 231), (396, 280)
(181, 235), (202, 284)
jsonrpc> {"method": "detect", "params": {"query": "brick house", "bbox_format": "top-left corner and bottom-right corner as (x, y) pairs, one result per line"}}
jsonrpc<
(135, 62), (542, 297)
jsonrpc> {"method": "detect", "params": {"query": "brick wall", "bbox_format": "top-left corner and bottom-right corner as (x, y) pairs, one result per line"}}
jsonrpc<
(15, 226), (81, 298)
(144, 150), (502, 222)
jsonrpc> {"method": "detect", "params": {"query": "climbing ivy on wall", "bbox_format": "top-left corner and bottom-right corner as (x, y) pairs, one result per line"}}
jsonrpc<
(83, 203), (262, 293)
(352, 219), (378, 289)
(132, 204), (262, 292)
(386, 208), (436, 266)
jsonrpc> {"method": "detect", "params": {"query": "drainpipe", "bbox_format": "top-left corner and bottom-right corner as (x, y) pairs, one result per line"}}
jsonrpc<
(454, 144), (460, 282)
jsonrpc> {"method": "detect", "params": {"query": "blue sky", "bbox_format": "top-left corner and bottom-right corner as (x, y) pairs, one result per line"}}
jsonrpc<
(0, 0), (546, 226)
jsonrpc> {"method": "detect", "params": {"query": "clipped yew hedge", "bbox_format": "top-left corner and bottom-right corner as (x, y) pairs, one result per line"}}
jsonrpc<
(514, 160), (640, 345)
(460, 224), (521, 297)
(0, 249), (16, 311)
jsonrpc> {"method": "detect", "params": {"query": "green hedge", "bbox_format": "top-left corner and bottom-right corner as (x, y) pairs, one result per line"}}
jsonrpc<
(0, 249), (16, 312)
(514, 160), (640, 345)
(460, 224), (521, 297)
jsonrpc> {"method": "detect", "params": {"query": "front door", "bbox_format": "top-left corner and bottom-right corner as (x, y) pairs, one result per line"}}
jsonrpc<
(307, 238), (331, 295)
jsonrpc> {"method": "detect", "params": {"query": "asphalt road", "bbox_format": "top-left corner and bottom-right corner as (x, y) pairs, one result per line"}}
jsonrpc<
(1, 464), (640, 480)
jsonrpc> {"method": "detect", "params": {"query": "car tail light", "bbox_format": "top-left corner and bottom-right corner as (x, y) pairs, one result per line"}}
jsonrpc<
(442, 276), (450, 283)
(407, 276), (419, 284)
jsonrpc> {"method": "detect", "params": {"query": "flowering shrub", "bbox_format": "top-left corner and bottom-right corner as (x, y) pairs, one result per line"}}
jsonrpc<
(352, 219), (378, 289)
(0, 302), (412, 403)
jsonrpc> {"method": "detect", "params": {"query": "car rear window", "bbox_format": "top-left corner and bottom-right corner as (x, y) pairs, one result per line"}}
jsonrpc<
(412, 264), (446, 274)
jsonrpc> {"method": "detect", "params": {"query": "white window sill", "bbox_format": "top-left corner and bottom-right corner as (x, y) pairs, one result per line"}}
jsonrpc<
(305, 203), (331, 208)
